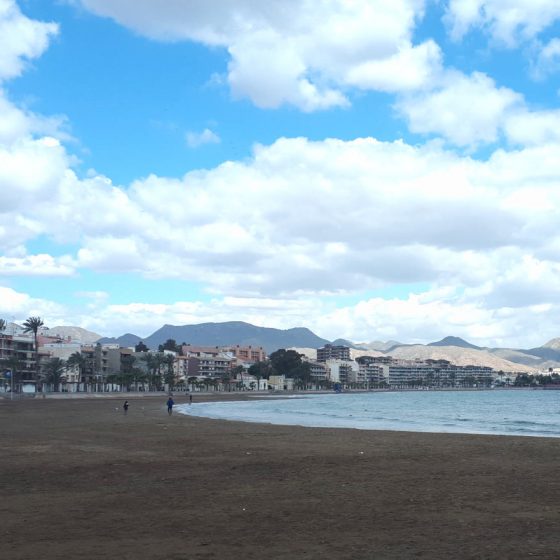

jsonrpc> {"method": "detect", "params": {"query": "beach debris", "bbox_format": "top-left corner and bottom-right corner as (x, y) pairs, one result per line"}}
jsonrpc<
(359, 451), (364, 455)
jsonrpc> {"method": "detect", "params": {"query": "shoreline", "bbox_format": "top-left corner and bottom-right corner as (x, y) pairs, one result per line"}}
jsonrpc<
(2, 395), (559, 559)
(0, 384), (539, 402)
(176, 389), (560, 441)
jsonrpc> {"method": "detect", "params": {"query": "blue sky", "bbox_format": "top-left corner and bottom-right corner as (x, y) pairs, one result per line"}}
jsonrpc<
(3, 0), (560, 346)
(12, 1), (409, 184)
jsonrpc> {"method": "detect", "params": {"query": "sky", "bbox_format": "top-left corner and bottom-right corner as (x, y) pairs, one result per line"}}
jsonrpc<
(2, 0), (560, 347)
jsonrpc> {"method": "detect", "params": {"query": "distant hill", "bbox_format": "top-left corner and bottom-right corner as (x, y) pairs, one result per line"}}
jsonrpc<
(387, 345), (535, 373)
(542, 337), (560, 350)
(518, 346), (560, 363)
(88, 321), (560, 371)
(97, 333), (142, 348)
(142, 321), (330, 353)
(427, 336), (483, 350)
(46, 326), (102, 344)
(364, 340), (402, 352)
(331, 338), (368, 350)
(488, 348), (544, 366)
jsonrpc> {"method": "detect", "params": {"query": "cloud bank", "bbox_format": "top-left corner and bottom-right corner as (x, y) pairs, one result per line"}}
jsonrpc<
(2, 0), (560, 347)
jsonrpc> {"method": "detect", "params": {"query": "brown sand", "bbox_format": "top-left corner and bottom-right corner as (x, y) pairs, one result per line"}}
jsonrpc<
(1, 394), (559, 560)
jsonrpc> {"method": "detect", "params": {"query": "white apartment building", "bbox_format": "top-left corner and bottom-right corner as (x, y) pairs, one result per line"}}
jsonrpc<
(325, 359), (361, 384)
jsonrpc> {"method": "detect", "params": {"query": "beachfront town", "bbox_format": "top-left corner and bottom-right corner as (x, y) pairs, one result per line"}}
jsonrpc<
(0, 318), (556, 395)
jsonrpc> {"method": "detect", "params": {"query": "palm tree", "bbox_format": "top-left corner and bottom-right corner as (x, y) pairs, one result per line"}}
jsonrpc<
(448, 371), (456, 388)
(187, 376), (198, 392)
(163, 354), (176, 390)
(141, 353), (165, 391)
(0, 318), (6, 333)
(67, 352), (87, 392)
(23, 316), (44, 384)
(130, 367), (146, 392)
(220, 373), (231, 392)
(44, 357), (66, 392)
(1, 355), (22, 394)
(120, 354), (136, 391)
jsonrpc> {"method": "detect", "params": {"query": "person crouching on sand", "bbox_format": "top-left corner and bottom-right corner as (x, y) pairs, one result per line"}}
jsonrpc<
(167, 396), (174, 415)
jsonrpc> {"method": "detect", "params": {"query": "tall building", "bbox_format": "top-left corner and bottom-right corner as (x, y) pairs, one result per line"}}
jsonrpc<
(221, 345), (267, 363)
(185, 354), (234, 378)
(181, 344), (266, 364)
(0, 333), (35, 382)
(316, 344), (351, 363)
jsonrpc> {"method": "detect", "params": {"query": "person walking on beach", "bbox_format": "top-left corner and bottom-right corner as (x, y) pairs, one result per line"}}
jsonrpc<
(123, 400), (129, 415)
(189, 394), (192, 405)
(167, 396), (174, 415)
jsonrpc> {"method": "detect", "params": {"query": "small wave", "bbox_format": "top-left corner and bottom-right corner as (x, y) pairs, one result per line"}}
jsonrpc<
(508, 420), (544, 426)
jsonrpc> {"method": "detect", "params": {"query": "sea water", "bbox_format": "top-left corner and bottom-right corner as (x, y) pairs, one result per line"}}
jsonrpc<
(176, 389), (560, 437)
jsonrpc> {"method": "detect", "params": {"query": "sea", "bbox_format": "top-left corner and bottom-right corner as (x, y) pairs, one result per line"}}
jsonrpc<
(176, 389), (560, 438)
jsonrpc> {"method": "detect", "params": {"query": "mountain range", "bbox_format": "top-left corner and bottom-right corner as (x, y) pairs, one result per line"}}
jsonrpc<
(99, 322), (330, 352)
(41, 321), (560, 373)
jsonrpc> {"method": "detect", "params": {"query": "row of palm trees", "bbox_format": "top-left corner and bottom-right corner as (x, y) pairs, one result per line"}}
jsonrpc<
(40, 351), (177, 393)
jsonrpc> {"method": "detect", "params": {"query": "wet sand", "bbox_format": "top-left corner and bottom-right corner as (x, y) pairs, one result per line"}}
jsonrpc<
(1, 394), (559, 559)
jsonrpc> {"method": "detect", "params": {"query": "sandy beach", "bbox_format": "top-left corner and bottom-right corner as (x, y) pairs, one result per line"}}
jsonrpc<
(1, 394), (559, 559)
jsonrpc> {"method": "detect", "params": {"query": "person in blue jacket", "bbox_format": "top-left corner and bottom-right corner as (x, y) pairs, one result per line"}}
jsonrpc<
(166, 396), (174, 415)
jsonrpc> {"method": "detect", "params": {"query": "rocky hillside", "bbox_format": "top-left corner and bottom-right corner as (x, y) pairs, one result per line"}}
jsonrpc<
(44, 326), (101, 344)
(294, 345), (534, 373)
(387, 345), (535, 373)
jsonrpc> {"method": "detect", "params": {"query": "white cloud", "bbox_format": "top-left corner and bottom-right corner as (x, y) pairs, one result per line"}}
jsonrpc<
(0, 286), (67, 321)
(76, 0), (434, 111)
(397, 71), (522, 146)
(345, 40), (442, 93)
(4, 281), (560, 348)
(314, 287), (560, 348)
(395, 68), (560, 148)
(0, 254), (75, 276)
(445, 0), (560, 45)
(504, 109), (560, 146)
(0, 0), (58, 81)
(75, 290), (109, 301)
(185, 128), (221, 148)
(532, 38), (560, 79)
(5, 129), (560, 333)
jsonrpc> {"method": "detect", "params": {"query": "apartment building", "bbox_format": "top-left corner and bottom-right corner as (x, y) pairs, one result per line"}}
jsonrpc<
(356, 360), (386, 384)
(317, 344), (351, 363)
(222, 345), (266, 363)
(184, 354), (234, 378)
(182, 344), (266, 365)
(309, 361), (329, 383)
(181, 345), (221, 358)
(174, 355), (189, 382)
(380, 360), (494, 387)
(0, 333), (35, 382)
(325, 359), (361, 384)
